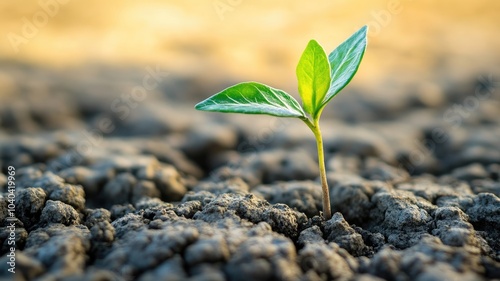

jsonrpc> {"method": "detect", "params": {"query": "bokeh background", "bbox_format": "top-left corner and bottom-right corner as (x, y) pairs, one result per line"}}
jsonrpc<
(0, 0), (499, 173)
(2, 0), (500, 81)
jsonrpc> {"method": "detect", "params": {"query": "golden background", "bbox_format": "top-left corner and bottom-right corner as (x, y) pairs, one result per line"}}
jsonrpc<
(1, 0), (499, 95)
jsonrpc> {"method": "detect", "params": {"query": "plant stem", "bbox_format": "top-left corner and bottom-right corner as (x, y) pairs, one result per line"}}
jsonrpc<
(303, 118), (332, 220)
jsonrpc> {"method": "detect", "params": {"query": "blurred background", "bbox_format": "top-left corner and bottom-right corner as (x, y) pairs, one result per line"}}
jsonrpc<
(2, 0), (500, 84)
(0, 0), (499, 176)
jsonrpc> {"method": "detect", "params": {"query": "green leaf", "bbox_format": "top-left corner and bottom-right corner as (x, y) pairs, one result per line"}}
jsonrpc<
(194, 82), (305, 118)
(296, 40), (331, 117)
(321, 25), (368, 109)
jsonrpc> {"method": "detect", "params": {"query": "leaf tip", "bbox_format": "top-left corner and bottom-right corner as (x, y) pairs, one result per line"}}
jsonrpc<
(358, 25), (369, 42)
(308, 39), (325, 51)
(194, 101), (204, 110)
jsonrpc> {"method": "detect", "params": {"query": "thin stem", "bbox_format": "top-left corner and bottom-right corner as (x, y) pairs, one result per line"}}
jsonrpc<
(303, 117), (332, 220)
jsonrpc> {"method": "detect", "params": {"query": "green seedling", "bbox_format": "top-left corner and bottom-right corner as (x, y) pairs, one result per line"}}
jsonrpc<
(195, 26), (368, 219)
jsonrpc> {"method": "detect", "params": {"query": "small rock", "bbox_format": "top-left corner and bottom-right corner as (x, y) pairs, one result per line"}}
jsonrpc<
(432, 207), (482, 247)
(226, 235), (301, 281)
(466, 193), (500, 228)
(16, 187), (47, 229)
(297, 226), (324, 247)
(85, 208), (112, 229)
(299, 242), (357, 280)
(111, 213), (146, 239)
(174, 201), (202, 218)
(372, 192), (432, 230)
(49, 184), (86, 211)
(153, 166), (186, 202)
(324, 213), (367, 256)
(40, 200), (80, 226)
(91, 221), (115, 243)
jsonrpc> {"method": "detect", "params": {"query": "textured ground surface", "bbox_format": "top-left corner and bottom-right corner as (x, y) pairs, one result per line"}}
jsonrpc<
(0, 63), (500, 280)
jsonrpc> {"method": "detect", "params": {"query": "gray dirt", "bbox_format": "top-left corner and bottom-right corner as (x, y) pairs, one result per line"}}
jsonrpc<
(0, 64), (500, 280)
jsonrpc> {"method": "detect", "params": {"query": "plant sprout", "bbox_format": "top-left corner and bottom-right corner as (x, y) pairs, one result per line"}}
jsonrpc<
(195, 26), (368, 219)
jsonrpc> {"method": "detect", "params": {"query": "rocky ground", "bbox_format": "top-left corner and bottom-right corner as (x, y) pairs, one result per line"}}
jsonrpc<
(0, 63), (499, 280)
